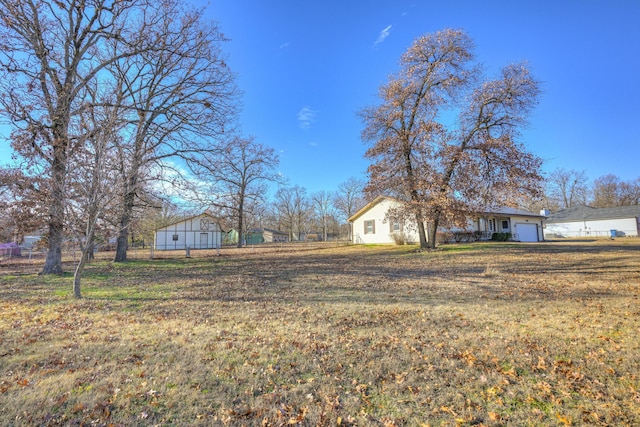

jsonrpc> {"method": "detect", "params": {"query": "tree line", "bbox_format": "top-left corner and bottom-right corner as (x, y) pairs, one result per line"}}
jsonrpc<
(544, 169), (640, 210)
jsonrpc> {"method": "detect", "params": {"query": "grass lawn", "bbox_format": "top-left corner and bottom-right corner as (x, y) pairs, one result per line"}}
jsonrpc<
(1, 240), (639, 426)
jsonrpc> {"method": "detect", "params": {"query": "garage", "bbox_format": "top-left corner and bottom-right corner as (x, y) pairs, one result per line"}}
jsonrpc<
(516, 223), (539, 242)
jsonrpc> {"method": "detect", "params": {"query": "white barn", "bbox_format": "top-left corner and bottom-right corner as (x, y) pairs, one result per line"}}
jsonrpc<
(348, 196), (545, 244)
(544, 205), (640, 238)
(154, 213), (222, 250)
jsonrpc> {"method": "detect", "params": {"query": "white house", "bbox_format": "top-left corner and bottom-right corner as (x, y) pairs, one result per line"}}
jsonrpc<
(154, 213), (222, 250)
(544, 205), (640, 238)
(348, 196), (545, 244)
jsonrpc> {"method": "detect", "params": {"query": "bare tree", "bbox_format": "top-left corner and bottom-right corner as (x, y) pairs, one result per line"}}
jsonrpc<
(311, 190), (333, 241)
(108, 0), (237, 262)
(0, 0), (147, 273)
(194, 136), (280, 248)
(547, 168), (589, 208)
(333, 177), (367, 240)
(274, 186), (309, 242)
(361, 29), (543, 249)
(68, 91), (121, 298)
(591, 174), (640, 207)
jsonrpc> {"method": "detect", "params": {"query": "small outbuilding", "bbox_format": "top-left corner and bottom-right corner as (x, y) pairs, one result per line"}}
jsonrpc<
(154, 213), (221, 250)
(544, 205), (640, 238)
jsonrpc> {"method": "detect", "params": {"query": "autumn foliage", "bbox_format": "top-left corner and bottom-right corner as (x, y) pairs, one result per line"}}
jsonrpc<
(361, 29), (543, 249)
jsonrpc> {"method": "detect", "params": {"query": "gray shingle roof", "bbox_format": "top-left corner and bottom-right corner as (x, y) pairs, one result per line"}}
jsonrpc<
(545, 205), (640, 223)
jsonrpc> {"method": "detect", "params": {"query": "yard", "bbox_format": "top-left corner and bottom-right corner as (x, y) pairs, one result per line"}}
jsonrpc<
(1, 240), (639, 426)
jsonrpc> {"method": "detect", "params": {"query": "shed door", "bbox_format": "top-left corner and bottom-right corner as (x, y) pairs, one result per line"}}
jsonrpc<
(200, 233), (208, 248)
(518, 224), (538, 242)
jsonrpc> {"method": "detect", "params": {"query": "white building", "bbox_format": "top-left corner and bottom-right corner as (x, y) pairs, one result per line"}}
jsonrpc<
(154, 213), (222, 250)
(348, 196), (545, 244)
(544, 205), (640, 238)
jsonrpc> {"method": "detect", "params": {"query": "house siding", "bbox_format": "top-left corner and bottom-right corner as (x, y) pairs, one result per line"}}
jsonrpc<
(349, 197), (544, 244)
(351, 198), (420, 244)
(545, 217), (638, 238)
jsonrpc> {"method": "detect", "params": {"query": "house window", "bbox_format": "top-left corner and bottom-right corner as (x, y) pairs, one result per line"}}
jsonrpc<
(364, 220), (375, 234)
(200, 219), (210, 230)
(501, 220), (509, 230)
(390, 219), (401, 233)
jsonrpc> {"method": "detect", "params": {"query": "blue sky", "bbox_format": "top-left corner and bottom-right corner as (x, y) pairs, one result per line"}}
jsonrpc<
(0, 1), (638, 196)
(202, 0), (640, 194)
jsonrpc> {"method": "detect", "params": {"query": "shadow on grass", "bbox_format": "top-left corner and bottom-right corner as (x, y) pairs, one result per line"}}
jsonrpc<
(2, 242), (638, 308)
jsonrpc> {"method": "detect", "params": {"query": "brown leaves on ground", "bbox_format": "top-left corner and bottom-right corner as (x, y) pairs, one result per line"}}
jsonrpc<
(1, 240), (639, 425)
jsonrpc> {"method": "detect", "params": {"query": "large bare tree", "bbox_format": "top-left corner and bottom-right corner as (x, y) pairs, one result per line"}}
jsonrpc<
(0, 0), (146, 273)
(361, 29), (543, 249)
(108, 0), (237, 261)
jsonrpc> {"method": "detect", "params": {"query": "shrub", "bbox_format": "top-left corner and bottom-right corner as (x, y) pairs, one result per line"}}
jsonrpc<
(491, 232), (512, 242)
(390, 232), (407, 245)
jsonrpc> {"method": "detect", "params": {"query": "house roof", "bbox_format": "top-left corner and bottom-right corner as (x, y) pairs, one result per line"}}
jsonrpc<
(348, 196), (544, 222)
(347, 196), (396, 222)
(481, 206), (545, 218)
(545, 204), (640, 223)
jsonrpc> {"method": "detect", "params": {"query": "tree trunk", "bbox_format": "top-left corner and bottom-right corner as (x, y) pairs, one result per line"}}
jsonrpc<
(114, 182), (136, 262)
(415, 213), (429, 249)
(236, 196), (244, 248)
(427, 218), (439, 249)
(41, 138), (67, 275)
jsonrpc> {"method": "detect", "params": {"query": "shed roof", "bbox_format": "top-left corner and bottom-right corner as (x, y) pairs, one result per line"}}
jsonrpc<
(545, 205), (640, 223)
(154, 213), (219, 231)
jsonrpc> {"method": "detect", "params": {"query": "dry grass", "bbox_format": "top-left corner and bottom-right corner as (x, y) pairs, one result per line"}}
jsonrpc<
(1, 240), (639, 426)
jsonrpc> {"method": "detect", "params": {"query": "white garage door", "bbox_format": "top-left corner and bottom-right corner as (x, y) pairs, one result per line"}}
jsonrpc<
(517, 224), (539, 242)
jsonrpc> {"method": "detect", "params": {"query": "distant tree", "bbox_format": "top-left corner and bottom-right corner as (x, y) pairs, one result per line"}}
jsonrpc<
(360, 29), (543, 249)
(591, 174), (640, 207)
(547, 168), (589, 208)
(333, 177), (367, 240)
(311, 190), (333, 241)
(619, 178), (640, 206)
(193, 136), (280, 248)
(274, 186), (309, 241)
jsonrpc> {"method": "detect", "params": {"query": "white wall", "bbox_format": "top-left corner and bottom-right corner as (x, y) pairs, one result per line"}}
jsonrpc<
(545, 217), (638, 238)
(351, 198), (420, 244)
(155, 215), (222, 250)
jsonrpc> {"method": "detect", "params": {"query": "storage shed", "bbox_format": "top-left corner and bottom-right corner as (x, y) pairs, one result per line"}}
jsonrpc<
(154, 213), (221, 250)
